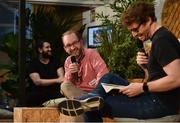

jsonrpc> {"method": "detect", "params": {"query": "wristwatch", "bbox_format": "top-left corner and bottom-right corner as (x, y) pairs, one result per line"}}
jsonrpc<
(143, 82), (149, 92)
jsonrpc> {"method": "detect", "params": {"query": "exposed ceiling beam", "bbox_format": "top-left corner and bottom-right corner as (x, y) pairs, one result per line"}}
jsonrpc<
(1, 0), (105, 7)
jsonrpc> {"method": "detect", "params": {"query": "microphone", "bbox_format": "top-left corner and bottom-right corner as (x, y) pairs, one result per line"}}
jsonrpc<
(137, 40), (149, 82)
(137, 40), (148, 68)
(71, 56), (78, 82)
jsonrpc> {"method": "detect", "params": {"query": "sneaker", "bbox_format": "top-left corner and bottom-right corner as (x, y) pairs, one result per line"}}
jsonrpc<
(58, 93), (104, 116)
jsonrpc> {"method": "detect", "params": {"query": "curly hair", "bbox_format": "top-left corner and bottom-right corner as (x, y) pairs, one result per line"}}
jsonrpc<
(121, 1), (157, 27)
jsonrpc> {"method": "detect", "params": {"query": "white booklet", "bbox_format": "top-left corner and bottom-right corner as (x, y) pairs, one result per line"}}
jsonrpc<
(101, 83), (126, 93)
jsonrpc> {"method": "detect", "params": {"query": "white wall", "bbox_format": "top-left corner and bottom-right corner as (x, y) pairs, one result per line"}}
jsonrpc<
(155, 0), (165, 24)
(82, 2), (115, 47)
(82, 5), (114, 27)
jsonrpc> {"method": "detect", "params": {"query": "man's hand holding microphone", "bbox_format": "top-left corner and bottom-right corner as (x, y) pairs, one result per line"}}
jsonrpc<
(69, 56), (78, 82)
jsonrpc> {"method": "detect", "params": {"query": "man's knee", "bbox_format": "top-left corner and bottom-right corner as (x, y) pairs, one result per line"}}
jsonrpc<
(61, 81), (72, 93)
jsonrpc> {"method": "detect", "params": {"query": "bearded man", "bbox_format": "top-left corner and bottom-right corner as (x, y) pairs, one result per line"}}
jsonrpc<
(26, 40), (64, 106)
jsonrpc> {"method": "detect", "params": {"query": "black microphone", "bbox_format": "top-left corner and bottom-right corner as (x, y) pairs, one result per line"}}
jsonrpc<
(137, 40), (148, 68)
(71, 56), (78, 82)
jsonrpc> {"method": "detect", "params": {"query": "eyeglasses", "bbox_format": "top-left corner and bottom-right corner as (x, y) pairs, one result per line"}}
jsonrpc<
(129, 23), (142, 33)
(64, 40), (80, 49)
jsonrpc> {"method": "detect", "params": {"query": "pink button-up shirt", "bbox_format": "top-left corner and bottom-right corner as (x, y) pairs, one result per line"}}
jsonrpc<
(64, 48), (109, 92)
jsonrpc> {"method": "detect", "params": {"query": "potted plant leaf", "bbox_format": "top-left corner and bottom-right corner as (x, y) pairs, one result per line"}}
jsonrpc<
(96, 0), (154, 80)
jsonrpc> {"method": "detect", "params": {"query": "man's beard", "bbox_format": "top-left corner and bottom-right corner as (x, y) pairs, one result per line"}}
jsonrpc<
(75, 48), (84, 62)
(70, 48), (84, 62)
(41, 52), (51, 59)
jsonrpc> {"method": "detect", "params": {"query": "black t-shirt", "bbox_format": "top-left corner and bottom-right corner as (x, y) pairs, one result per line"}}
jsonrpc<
(26, 58), (64, 106)
(148, 27), (180, 107)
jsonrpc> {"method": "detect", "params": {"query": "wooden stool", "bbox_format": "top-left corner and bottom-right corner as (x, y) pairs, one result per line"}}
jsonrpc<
(13, 107), (114, 122)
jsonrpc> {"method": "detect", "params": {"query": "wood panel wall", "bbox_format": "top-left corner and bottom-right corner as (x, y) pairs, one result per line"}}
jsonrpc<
(161, 0), (180, 38)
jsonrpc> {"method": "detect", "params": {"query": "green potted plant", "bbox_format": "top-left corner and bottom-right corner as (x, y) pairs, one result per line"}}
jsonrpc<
(0, 33), (32, 96)
(96, 0), (154, 80)
(0, 32), (32, 111)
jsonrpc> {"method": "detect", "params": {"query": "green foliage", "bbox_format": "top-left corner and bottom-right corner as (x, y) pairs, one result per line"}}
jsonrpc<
(0, 6), (83, 97)
(0, 33), (19, 64)
(30, 6), (82, 62)
(0, 33), (32, 97)
(0, 33), (32, 64)
(97, 0), (144, 79)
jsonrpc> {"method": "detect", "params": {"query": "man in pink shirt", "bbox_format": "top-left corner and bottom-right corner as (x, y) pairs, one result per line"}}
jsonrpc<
(61, 30), (109, 99)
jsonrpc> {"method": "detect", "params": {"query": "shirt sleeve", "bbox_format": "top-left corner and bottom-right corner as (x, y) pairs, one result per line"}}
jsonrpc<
(89, 49), (109, 82)
(153, 38), (180, 67)
(53, 57), (63, 69)
(29, 61), (37, 74)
